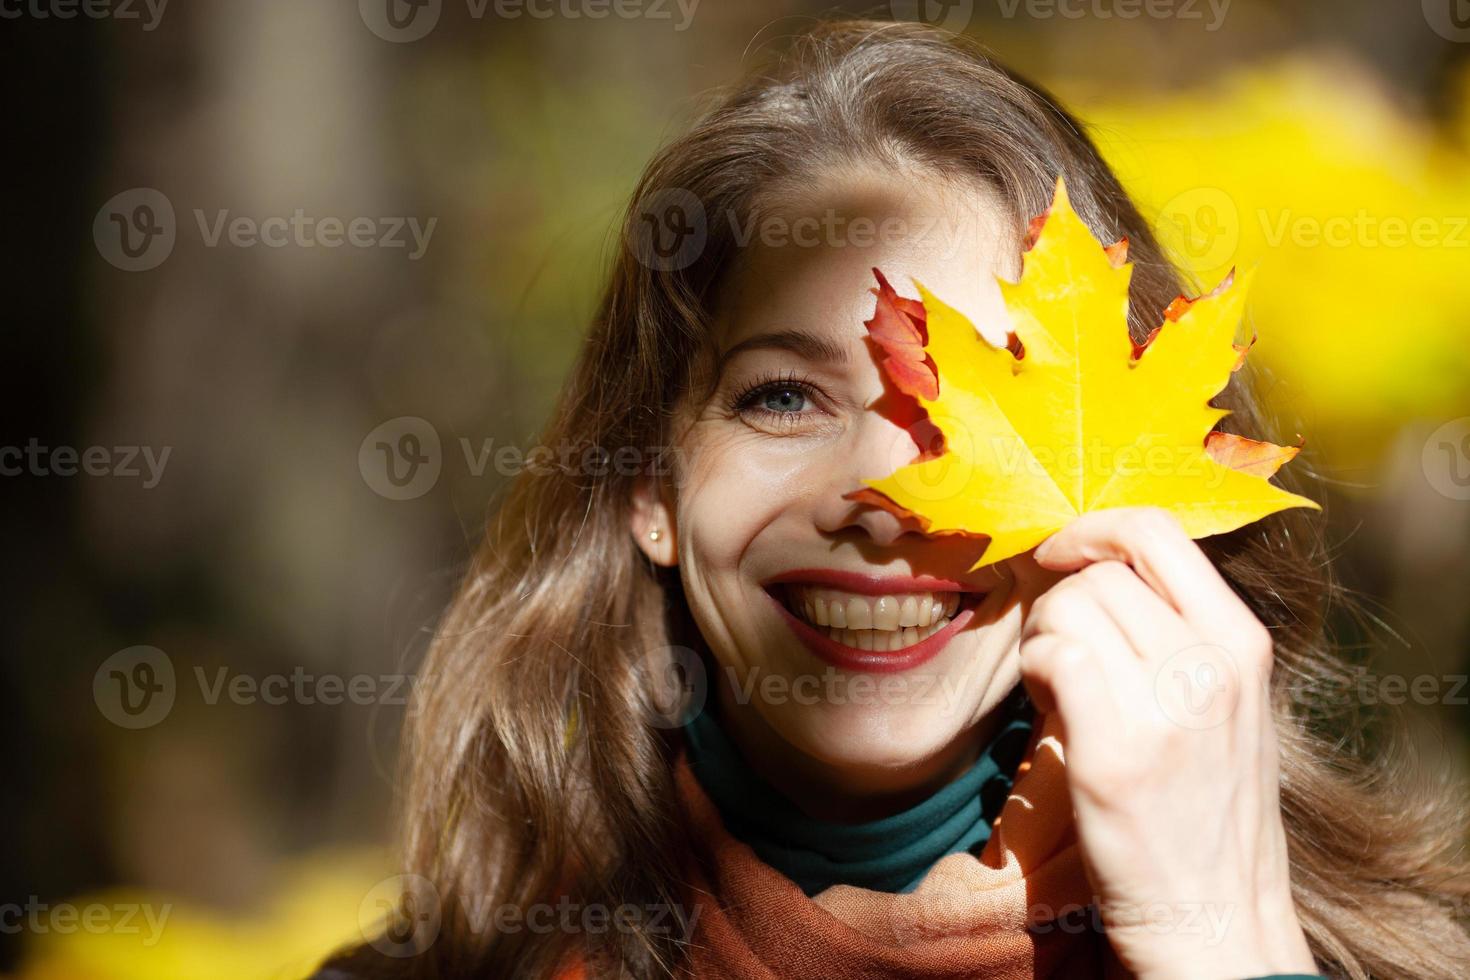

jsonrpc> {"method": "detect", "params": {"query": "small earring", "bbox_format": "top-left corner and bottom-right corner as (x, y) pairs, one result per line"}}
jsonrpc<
(648, 528), (662, 542)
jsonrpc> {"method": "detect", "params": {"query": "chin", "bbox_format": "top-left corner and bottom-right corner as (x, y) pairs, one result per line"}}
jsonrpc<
(759, 692), (983, 773)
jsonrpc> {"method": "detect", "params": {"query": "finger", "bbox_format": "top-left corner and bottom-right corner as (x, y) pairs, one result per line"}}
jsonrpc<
(1066, 560), (1197, 665)
(1017, 635), (1125, 774)
(1022, 576), (1142, 669)
(1033, 508), (1256, 637)
(1021, 581), (1139, 723)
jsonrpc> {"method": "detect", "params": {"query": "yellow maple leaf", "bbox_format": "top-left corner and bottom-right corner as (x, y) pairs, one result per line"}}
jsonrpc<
(857, 178), (1319, 570)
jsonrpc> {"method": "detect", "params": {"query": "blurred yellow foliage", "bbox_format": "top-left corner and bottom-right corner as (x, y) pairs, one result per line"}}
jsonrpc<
(1079, 57), (1470, 472)
(17, 54), (1470, 980)
(16, 849), (384, 980)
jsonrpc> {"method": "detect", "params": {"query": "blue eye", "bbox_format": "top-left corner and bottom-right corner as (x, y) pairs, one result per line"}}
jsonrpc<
(728, 373), (826, 429)
(762, 386), (807, 413)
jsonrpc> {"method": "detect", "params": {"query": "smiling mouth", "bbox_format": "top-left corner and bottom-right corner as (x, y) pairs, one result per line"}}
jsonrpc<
(776, 584), (962, 652)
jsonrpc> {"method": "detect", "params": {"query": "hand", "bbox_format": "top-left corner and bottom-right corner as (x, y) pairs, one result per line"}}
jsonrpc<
(1018, 507), (1316, 980)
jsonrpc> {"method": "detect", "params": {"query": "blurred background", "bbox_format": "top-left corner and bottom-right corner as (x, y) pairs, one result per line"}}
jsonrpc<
(4, 1), (1468, 976)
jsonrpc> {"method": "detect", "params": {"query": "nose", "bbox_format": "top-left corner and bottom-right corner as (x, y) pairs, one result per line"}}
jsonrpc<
(815, 495), (926, 547)
(812, 413), (929, 547)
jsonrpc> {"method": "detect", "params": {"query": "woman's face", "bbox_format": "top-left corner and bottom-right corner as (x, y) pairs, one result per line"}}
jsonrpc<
(640, 168), (1058, 795)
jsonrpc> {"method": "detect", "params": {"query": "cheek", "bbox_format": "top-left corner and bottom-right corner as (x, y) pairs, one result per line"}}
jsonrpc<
(676, 427), (831, 564)
(672, 428), (834, 654)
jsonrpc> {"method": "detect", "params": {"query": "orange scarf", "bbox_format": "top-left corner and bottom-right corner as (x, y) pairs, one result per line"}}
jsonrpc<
(671, 712), (1122, 979)
(559, 713), (1121, 979)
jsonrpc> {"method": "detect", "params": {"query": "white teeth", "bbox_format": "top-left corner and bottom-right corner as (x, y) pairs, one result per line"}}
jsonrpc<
(810, 615), (951, 650)
(872, 596), (899, 631)
(782, 584), (971, 652)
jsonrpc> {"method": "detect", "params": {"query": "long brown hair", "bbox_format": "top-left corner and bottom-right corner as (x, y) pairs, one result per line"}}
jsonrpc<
(325, 19), (1470, 979)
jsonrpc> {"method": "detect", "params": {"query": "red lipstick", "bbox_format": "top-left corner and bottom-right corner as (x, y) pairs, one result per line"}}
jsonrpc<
(760, 569), (985, 674)
(763, 567), (974, 596)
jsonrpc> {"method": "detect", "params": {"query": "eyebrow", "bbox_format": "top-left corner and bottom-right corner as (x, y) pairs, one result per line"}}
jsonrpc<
(715, 330), (852, 375)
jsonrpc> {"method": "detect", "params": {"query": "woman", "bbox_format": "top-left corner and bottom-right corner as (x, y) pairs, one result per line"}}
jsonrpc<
(320, 19), (1470, 980)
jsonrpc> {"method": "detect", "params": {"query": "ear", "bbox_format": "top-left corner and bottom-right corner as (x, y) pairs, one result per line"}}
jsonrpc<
(630, 474), (678, 567)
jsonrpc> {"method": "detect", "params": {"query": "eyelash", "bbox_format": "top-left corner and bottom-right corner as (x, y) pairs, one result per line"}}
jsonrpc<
(728, 370), (824, 426)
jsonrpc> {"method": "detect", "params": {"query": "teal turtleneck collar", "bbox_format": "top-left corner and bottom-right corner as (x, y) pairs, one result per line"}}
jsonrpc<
(683, 690), (1036, 897)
